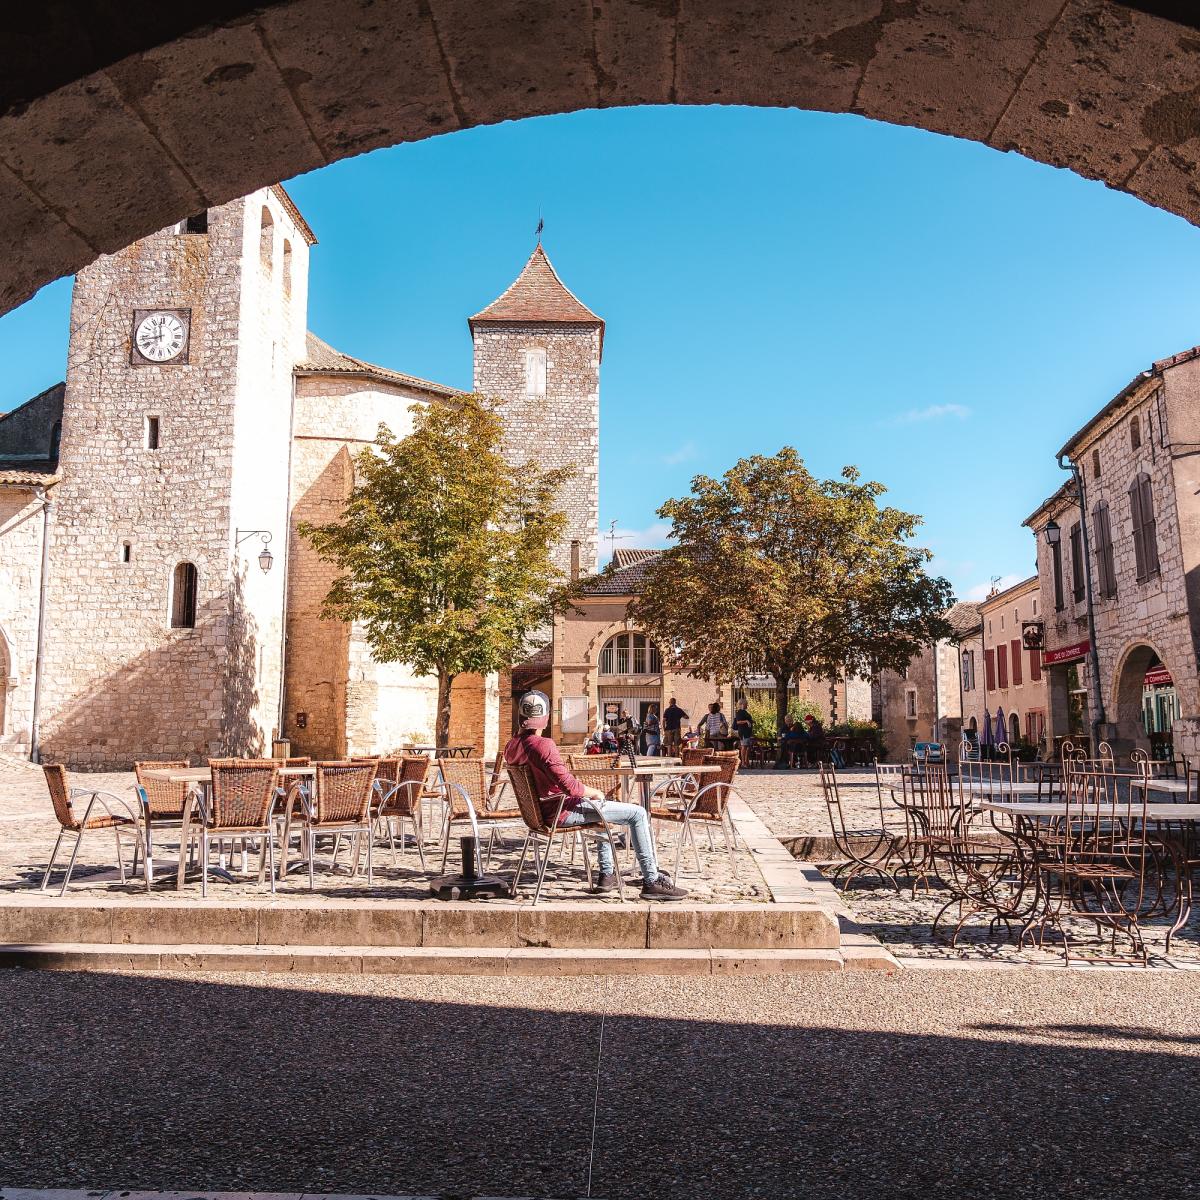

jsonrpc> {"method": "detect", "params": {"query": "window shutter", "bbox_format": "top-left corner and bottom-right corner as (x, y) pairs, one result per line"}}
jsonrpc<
(997, 644), (1008, 689)
(1052, 541), (1064, 610)
(1029, 648), (1042, 682)
(1130, 477), (1146, 580)
(985, 649), (996, 691)
(1140, 474), (1159, 577)
(1010, 638), (1022, 686)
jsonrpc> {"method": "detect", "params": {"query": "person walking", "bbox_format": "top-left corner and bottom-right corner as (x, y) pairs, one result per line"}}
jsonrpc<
(662, 696), (688, 756)
(700, 701), (729, 749)
(643, 704), (661, 756)
(732, 701), (754, 767)
(504, 690), (687, 899)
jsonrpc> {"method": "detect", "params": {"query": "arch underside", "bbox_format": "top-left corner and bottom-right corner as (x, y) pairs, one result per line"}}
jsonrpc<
(2, 2), (1200, 316)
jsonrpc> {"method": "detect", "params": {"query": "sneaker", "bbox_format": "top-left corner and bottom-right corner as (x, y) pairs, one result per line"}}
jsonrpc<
(592, 871), (620, 893)
(641, 872), (689, 901)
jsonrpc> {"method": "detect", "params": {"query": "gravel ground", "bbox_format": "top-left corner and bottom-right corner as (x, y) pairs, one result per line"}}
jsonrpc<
(0, 755), (765, 903)
(1, 968), (1199, 1198)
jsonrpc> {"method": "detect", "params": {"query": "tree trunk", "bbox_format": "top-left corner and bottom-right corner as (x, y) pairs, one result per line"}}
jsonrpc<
(773, 671), (791, 735)
(435, 668), (455, 748)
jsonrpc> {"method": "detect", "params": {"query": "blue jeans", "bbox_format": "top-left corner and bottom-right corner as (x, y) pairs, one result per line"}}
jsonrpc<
(561, 801), (660, 882)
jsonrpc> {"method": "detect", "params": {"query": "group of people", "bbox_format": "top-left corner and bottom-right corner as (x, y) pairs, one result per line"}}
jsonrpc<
(777, 711), (844, 769)
(584, 698), (742, 759)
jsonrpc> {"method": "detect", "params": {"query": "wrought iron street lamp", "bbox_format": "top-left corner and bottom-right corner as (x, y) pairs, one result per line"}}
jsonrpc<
(235, 528), (274, 574)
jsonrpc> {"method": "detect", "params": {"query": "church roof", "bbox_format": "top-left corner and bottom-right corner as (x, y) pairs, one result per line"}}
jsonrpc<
(580, 549), (663, 596)
(296, 333), (461, 399)
(469, 245), (604, 335)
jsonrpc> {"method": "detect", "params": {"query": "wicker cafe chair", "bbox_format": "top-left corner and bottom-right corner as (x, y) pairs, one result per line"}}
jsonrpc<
(189, 759), (281, 897)
(436, 757), (524, 872)
(507, 762), (626, 904)
(40, 764), (146, 896)
(680, 747), (708, 767)
(294, 760), (378, 890)
(569, 753), (620, 770)
(649, 752), (742, 876)
(371, 754), (430, 869)
(132, 759), (190, 875)
(820, 763), (902, 892)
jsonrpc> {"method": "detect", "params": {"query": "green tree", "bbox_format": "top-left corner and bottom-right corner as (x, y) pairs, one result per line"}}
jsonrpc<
(299, 394), (570, 746)
(631, 448), (953, 736)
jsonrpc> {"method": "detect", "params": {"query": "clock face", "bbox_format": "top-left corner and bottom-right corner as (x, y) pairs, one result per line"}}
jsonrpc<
(134, 311), (188, 363)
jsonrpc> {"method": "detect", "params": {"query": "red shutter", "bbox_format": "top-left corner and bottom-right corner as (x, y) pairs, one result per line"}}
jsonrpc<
(997, 644), (1009, 689)
(1029, 648), (1042, 682)
(1010, 638), (1022, 686)
(985, 649), (996, 691)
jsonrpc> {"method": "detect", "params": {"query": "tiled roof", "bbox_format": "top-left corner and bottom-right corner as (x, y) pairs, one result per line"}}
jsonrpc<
(296, 333), (461, 398)
(0, 459), (58, 487)
(580, 550), (663, 596)
(270, 184), (318, 247)
(469, 245), (604, 330)
(612, 548), (661, 568)
(512, 646), (553, 690)
(943, 600), (981, 638)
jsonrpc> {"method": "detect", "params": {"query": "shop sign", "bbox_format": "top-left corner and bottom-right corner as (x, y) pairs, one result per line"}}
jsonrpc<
(1043, 639), (1090, 668)
(1144, 665), (1174, 688)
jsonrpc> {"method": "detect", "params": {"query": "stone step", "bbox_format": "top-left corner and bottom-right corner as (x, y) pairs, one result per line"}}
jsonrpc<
(0, 940), (894, 975)
(0, 897), (841, 951)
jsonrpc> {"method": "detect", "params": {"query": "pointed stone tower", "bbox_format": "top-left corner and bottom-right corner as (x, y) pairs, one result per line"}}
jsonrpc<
(469, 245), (602, 578)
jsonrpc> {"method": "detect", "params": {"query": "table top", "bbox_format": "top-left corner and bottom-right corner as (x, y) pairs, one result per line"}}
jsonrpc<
(1132, 777), (1189, 795)
(983, 799), (1200, 821)
(141, 764), (315, 783)
(959, 780), (1047, 796)
(404, 745), (474, 755)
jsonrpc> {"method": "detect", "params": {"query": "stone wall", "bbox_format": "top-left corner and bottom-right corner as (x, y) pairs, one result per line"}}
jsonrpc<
(0, 383), (63, 458)
(472, 322), (600, 580)
(0, 487), (48, 753)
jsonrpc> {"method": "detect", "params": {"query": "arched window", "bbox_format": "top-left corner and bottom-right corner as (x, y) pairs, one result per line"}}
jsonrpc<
(259, 206), (274, 271)
(49, 420), (61, 458)
(599, 631), (661, 675)
(282, 238), (292, 298)
(170, 562), (198, 629)
(1009, 712), (1020, 743)
(1130, 415), (1141, 450)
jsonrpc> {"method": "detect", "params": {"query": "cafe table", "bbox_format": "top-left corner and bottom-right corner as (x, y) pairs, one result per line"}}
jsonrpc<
(611, 763), (720, 811)
(404, 744), (475, 758)
(980, 798), (1200, 822)
(139, 763), (316, 888)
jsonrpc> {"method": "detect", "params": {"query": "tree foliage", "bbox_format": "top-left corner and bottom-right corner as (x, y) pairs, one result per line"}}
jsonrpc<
(299, 394), (570, 745)
(631, 448), (953, 733)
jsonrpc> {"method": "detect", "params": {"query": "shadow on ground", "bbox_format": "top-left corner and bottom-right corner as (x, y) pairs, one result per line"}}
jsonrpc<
(1, 970), (1199, 1198)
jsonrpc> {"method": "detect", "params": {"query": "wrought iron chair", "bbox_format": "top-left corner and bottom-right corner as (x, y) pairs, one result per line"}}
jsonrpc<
(821, 763), (902, 892)
(506, 762), (626, 904)
(40, 764), (146, 895)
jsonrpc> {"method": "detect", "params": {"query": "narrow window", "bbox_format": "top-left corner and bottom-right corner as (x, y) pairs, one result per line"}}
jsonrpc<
(282, 238), (293, 298)
(121, 541), (132, 564)
(144, 415), (160, 450)
(1069, 522), (1085, 603)
(170, 562), (198, 629)
(49, 420), (61, 458)
(905, 690), (917, 719)
(984, 649), (996, 691)
(1131, 415), (1141, 450)
(260, 206), (274, 271)
(1010, 638), (1023, 687)
(1032, 597), (1038, 615)
(185, 211), (208, 234)
(1130, 472), (1159, 581)
(1051, 539), (1065, 611)
(997, 644), (1009, 689)
(524, 348), (546, 397)
(1093, 501), (1116, 598)
(1091, 448), (1101, 479)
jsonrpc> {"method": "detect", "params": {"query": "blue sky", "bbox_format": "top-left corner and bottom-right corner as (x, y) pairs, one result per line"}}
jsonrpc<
(5, 105), (1200, 601)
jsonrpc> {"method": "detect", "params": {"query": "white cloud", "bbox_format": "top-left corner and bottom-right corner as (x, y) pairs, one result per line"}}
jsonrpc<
(600, 521), (673, 563)
(961, 573), (1025, 602)
(661, 440), (698, 466)
(889, 403), (971, 426)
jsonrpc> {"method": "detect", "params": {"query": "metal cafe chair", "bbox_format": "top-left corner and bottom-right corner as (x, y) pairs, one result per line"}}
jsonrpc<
(436, 757), (524, 872)
(132, 759), (191, 877)
(292, 760), (378, 890)
(820, 763), (902, 893)
(370, 754), (431, 869)
(188, 759), (282, 897)
(506, 762), (627, 904)
(40, 764), (146, 896)
(650, 752), (742, 877)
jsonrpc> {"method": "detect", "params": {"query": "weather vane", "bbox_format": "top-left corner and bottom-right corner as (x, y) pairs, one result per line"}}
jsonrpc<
(535, 207), (543, 244)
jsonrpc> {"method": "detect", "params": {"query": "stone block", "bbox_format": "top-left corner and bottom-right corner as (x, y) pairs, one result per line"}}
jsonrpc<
(111, 901), (257, 946)
(710, 948), (844, 974)
(505, 947), (711, 976)
(515, 904), (647, 949)
(361, 946), (511, 974)
(0, 943), (163, 971)
(0, 901), (113, 944)
(256, 903), (423, 947)
(420, 904), (521, 947)
(646, 903), (840, 950)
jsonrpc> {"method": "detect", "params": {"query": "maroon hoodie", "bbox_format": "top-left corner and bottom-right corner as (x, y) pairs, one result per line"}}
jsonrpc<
(503, 728), (587, 825)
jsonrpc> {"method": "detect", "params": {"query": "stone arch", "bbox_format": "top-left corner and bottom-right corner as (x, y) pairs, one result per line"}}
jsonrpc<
(1109, 638), (1173, 754)
(3, 3), (1200, 317)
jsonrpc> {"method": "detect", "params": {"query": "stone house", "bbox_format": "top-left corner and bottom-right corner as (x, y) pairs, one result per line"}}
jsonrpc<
(977, 575), (1048, 749)
(878, 601), (980, 757)
(1024, 346), (1200, 760)
(0, 186), (597, 766)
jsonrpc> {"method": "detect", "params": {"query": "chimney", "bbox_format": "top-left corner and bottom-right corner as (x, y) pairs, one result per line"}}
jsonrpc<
(570, 539), (581, 582)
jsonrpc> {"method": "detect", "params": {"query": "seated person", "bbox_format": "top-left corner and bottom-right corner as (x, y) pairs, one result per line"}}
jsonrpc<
(777, 713), (807, 768)
(504, 690), (687, 901)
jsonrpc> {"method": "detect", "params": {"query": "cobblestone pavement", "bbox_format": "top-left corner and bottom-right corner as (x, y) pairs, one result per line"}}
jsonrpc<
(1, 968), (1200, 1198)
(734, 765), (891, 837)
(0, 755), (766, 903)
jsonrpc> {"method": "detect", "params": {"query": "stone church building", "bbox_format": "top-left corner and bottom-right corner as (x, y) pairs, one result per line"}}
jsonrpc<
(0, 186), (601, 767)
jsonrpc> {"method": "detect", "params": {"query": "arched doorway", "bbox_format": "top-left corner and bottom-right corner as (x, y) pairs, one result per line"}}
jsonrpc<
(0, 624), (11, 743)
(1112, 643), (1175, 757)
(2, 3), (1200, 315)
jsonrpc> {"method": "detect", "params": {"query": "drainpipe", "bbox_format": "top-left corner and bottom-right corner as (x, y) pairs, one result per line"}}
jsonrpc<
(29, 485), (52, 763)
(1057, 451), (1107, 749)
(276, 371), (297, 739)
